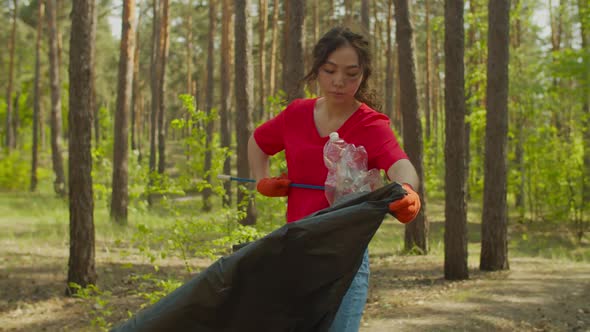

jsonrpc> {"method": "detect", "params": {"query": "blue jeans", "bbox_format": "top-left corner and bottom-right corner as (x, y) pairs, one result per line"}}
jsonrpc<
(329, 249), (370, 332)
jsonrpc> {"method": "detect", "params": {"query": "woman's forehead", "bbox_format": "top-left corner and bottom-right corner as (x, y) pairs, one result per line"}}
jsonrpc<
(325, 46), (360, 67)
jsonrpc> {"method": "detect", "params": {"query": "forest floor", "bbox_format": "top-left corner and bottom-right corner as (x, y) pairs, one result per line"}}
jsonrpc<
(1, 190), (589, 332)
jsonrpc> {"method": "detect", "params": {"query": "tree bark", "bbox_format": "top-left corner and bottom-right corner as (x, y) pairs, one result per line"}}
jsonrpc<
(385, 0), (394, 120)
(511, 0), (525, 216)
(5, 0), (18, 150)
(424, 0), (432, 141)
(361, 0), (370, 37)
(257, 0), (268, 121)
(310, 0), (319, 95)
(268, 0), (279, 100)
(203, 0), (217, 211)
(31, 0), (45, 192)
(47, 0), (66, 196)
(220, 0), (233, 207)
(344, 0), (353, 27)
(577, 0), (589, 239)
(148, 0), (160, 205)
(111, 0), (136, 224)
(67, 0), (97, 293)
(131, 7), (142, 154)
(12, 92), (20, 149)
(394, 47), (402, 132)
(234, 0), (257, 225)
(444, 0), (468, 280)
(186, 0), (193, 95)
(373, 0), (383, 97)
(394, 0), (428, 253)
(157, 0), (170, 175)
(284, 0), (305, 102)
(433, 31), (441, 146)
(481, 0), (510, 271)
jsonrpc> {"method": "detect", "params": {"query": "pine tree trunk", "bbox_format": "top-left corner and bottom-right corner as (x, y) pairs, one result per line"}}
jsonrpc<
(424, 0), (432, 141)
(372, 0), (382, 98)
(284, 0), (305, 102)
(148, 0), (160, 205)
(385, 0), (394, 120)
(577, 0), (589, 239)
(67, 0), (97, 294)
(5, 0), (17, 151)
(31, 0), (45, 192)
(111, 0), (136, 224)
(432, 35), (441, 147)
(186, 0), (193, 94)
(481, 0), (510, 271)
(131, 8), (142, 153)
(511, 0), (525, 216)
(309, 0), (319, 95)
(157, 0), (170, 175)
(257, 0), (267, 121)
(220, 0), (233, 207)
(329, 0), (335, 27)
(202, 0), (217, 211)
(394, 0), (428, 253)
(344, 0), (353, 27)
(47, 0), (66, 196)
(183, 1), (193, 144)
(465, 0), (479, 201)
(361, 0), (370, 36)
(444, 0), (468, 280)
(234, 0), (257, 225)
(269, 0), (279, 100)
(394, 47), (402, 132)
(12, 93), (20, 148)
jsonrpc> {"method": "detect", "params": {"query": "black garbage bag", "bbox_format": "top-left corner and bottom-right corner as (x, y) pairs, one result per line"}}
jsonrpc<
(111, 182), (406, 332)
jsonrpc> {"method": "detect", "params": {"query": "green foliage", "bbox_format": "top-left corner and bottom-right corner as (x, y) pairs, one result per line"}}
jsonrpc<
(0, 150), (29, 190)
(68, 283), (114, 331)
(129, 273), (183, 306)
(171, 94), (230, 197)
(422, 134), (444, 199)
(130, 204), (268, 273)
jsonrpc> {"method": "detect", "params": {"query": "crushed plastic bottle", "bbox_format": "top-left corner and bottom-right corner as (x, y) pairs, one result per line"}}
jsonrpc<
(323, 132), (347, 170)
(323, 132), (383, 205)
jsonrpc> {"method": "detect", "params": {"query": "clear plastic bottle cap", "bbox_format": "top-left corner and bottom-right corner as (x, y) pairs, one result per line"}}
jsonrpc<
(329, 132), (340, 141)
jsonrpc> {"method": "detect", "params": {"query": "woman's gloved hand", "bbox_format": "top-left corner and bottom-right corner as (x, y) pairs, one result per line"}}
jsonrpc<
(389, 183), (421, 224)
(256, 173), (291, 197)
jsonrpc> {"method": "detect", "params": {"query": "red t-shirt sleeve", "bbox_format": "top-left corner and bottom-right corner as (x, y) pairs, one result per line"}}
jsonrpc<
(253, 104), (289, 155)
(364, 117), (408, 172)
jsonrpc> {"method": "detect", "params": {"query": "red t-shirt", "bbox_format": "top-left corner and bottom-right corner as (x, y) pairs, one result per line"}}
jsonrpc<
(254, 98), (408, 223)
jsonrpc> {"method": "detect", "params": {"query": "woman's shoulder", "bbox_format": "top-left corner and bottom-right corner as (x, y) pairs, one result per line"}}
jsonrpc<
(285, 98), (317, 112)
(356, 103), (391, 124)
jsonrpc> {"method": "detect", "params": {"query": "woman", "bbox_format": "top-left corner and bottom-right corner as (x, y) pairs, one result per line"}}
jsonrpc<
(248, 27), (421, 332)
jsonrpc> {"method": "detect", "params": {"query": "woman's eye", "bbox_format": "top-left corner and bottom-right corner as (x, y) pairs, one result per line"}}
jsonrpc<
(323, 69), (335, 74)
(347, 72), (360, 77)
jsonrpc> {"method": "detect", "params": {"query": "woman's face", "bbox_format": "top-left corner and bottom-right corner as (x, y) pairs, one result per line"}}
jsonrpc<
(317, 45), (363, 105)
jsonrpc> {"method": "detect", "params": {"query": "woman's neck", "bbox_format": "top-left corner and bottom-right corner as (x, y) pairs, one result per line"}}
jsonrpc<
(320, 97), (361, 119)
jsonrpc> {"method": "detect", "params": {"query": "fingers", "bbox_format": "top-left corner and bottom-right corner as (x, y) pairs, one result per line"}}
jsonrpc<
(389, 195), (411, 211)
(389, 189), (421, 224)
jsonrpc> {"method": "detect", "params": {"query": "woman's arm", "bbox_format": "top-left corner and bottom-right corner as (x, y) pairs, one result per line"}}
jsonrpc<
(248, 135), (270, 181)
(386, 159), (419, 190)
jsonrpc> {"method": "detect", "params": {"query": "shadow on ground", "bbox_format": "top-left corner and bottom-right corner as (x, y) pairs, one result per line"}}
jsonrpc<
(363, 257), (590, 332)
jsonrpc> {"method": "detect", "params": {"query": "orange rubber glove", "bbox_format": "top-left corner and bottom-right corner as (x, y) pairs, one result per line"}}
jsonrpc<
(389, 183), (421, 224)
(256, 173), (292, 197)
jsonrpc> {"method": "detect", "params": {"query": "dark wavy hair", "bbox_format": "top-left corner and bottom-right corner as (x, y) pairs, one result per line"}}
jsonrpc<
(302, 27), (381, 111)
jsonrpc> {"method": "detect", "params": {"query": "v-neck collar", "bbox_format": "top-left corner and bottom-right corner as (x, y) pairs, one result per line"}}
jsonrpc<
(311, 97), (364, 140)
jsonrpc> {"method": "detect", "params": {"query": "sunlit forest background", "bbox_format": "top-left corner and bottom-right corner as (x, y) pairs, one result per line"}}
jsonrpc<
(0, 0), (588, 330)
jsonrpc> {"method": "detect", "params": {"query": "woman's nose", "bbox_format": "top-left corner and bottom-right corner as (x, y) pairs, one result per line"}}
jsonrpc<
(332, 73), (344, 87)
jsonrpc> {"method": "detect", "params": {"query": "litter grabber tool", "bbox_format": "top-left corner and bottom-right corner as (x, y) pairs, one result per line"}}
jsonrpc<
(217, 174), (324, 190)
